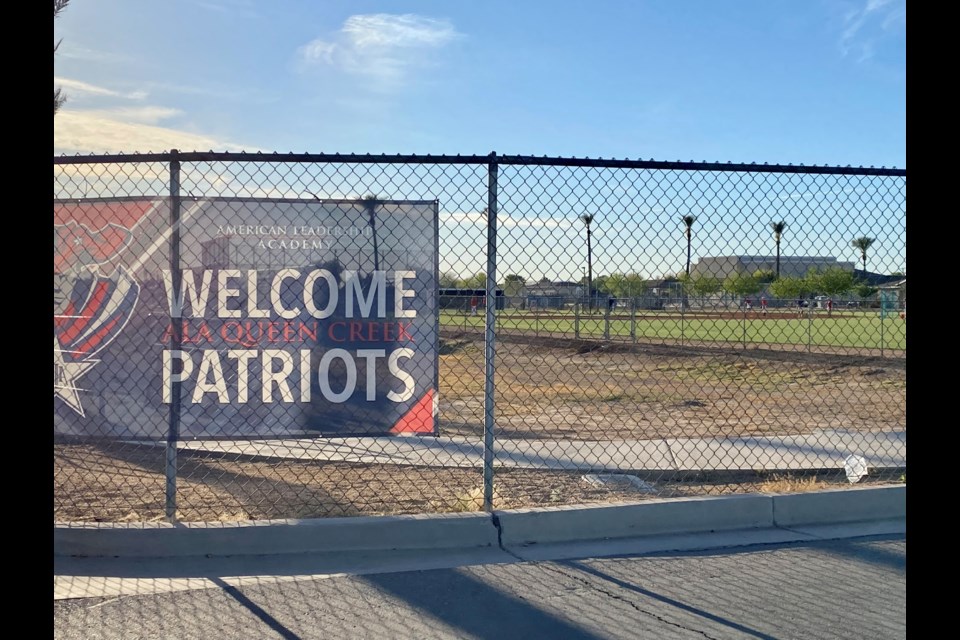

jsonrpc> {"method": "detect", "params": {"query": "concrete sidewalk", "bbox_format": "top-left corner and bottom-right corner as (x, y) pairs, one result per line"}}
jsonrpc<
(158, 429), (906, 472)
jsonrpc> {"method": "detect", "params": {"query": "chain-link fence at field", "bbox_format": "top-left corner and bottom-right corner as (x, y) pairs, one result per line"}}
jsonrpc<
(54, 152), (906, 524)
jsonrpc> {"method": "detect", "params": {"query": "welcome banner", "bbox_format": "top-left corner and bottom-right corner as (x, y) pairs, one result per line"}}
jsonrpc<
(54, 197), (439, 439)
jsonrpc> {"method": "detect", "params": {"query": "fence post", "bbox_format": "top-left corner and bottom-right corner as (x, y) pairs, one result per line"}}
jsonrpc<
(574, 301), (580, 339)
(604, 302), (611, 340)
(742, 303), (747, 350)
(483, 153), (498, 512)
(680, 297), (685, 347)
(880, 311), (885, 357)
(165, 149), (182, 522)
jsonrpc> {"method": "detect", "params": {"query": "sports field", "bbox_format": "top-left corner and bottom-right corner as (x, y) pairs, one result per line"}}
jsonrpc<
(441, 308), (906, 352)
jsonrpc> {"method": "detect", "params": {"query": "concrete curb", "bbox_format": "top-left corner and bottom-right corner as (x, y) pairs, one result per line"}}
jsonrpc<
(772, 485), (906, 527)
(54, 486), (905, 559)
(496, 486), (905, 548)
(55, 511), (499, 558)
(495, 494), (773, 547)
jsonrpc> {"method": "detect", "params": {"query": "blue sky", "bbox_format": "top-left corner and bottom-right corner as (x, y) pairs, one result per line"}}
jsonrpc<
(53, 0), (906, 280)
(54, 0), (905, 167)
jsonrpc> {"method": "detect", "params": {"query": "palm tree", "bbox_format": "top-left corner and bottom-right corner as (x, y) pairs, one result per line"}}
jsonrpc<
(580, 214), (594, 312)
(681, 215), (696, 277)
(851, 236), (875, 274)
(54, 0), (72, 115)
(363, 195), (381, 272)
(770, 221), (787, 279)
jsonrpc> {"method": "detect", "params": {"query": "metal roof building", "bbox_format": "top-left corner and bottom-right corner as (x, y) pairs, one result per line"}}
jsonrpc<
(691, 255), (855, 279)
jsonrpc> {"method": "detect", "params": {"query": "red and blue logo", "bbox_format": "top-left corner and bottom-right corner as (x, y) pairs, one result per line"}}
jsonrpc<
(55, 220), (141, 416)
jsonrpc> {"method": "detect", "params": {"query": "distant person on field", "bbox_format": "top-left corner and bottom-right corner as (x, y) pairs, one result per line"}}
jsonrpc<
(827, 298), (833, 316)
(796, 298), (804, 318)
(760, 296), (768, 315)
(745, 297), (752, 311)
(470, 296), (478, 315)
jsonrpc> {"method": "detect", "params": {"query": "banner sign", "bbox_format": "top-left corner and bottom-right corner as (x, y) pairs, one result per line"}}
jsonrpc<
(54, 197), (439, 439)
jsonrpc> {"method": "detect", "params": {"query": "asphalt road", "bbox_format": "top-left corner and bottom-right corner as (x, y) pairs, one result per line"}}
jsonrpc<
(54, 534), (905, 640)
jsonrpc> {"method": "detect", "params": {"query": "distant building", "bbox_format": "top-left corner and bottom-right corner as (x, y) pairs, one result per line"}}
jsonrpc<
(853, 270), (905, 287)
(521, 281), (582, 309)
(642, 276), (685, 310)
(692, 256), (855, 279)
(644, 277), (683, 295)
(877, 277), (907, 307)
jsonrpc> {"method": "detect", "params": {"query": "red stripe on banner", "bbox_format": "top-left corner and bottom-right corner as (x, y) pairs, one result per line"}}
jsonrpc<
(55, 225), (131, 273)
(74, 315), (120, 355)
(59, 281), (111, 345)
(54, 201), (156, 228)
(390, 389), (436, 434)
(54, 300), (78, 330)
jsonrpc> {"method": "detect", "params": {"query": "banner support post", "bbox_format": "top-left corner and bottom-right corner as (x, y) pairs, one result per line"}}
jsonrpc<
(483, 153), (498, 512)
(165, 149), (182, 522)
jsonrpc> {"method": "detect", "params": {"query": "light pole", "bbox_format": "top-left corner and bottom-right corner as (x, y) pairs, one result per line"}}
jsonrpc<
(580, 214), (594, 312)
(682, 215), (696, 278)
(363, 196), (381, 272)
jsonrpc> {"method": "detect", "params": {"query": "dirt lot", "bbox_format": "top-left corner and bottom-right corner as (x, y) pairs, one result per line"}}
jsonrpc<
(55, 335), (906, 523)
(440, 334), (905, 440)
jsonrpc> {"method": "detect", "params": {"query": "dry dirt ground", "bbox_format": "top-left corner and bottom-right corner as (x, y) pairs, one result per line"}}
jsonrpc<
(55, 335), (905, 523)
(440, 334), (905, 440)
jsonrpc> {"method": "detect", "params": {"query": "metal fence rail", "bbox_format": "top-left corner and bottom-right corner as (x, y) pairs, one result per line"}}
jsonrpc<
(54, 152), (906, 523)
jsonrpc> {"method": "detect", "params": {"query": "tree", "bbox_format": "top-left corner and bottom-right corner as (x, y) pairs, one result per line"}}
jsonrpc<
(458, 272), (486, 289)
(753, 268), (776, 284)
(681, 215), (696, 277)
(690, 276), (722, 306)
(851, 236), (875, 273)
(501, 274), (526, 296)
(810, 267), (855, 297)
(769, 221), (787, 279)
(592, 274), (610, 296)
(54, 1), (71, 115)
(603, 273), (626, 299)
(621, 273), (648, 301)
(769, 275), (813, 300)
(601, 273), (647, 301)
(723, 272), (762, 299)
(439, 272), (459, 288)
(681, 273), (722, 307)
(854, 283), (879, 300)
(580, 214), (595, 311)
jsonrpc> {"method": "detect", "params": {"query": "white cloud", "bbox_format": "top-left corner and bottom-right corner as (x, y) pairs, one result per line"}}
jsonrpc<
(93, 106), (183, 125)
(195, 0), (258, 17)
(54, 77), (147, 101)
(440, 211), (576, 231)
(839, 0), (905, 61)
(299, 40), (337, 64)
(54, 110), (251, 155)
(59, 46), (131, 64)
(881, 6), (906, 30)
(297, 14), (461, 87)
(342, 14), (459, 49)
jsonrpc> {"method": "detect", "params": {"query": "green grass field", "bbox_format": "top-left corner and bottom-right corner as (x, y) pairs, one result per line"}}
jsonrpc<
(440, 309), (906, 350)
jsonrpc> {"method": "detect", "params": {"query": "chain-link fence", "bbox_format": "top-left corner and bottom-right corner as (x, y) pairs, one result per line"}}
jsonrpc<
(54, 152), (906, 523)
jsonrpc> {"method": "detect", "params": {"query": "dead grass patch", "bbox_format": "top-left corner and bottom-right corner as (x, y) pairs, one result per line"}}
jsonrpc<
(758, 473), (829, 493)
